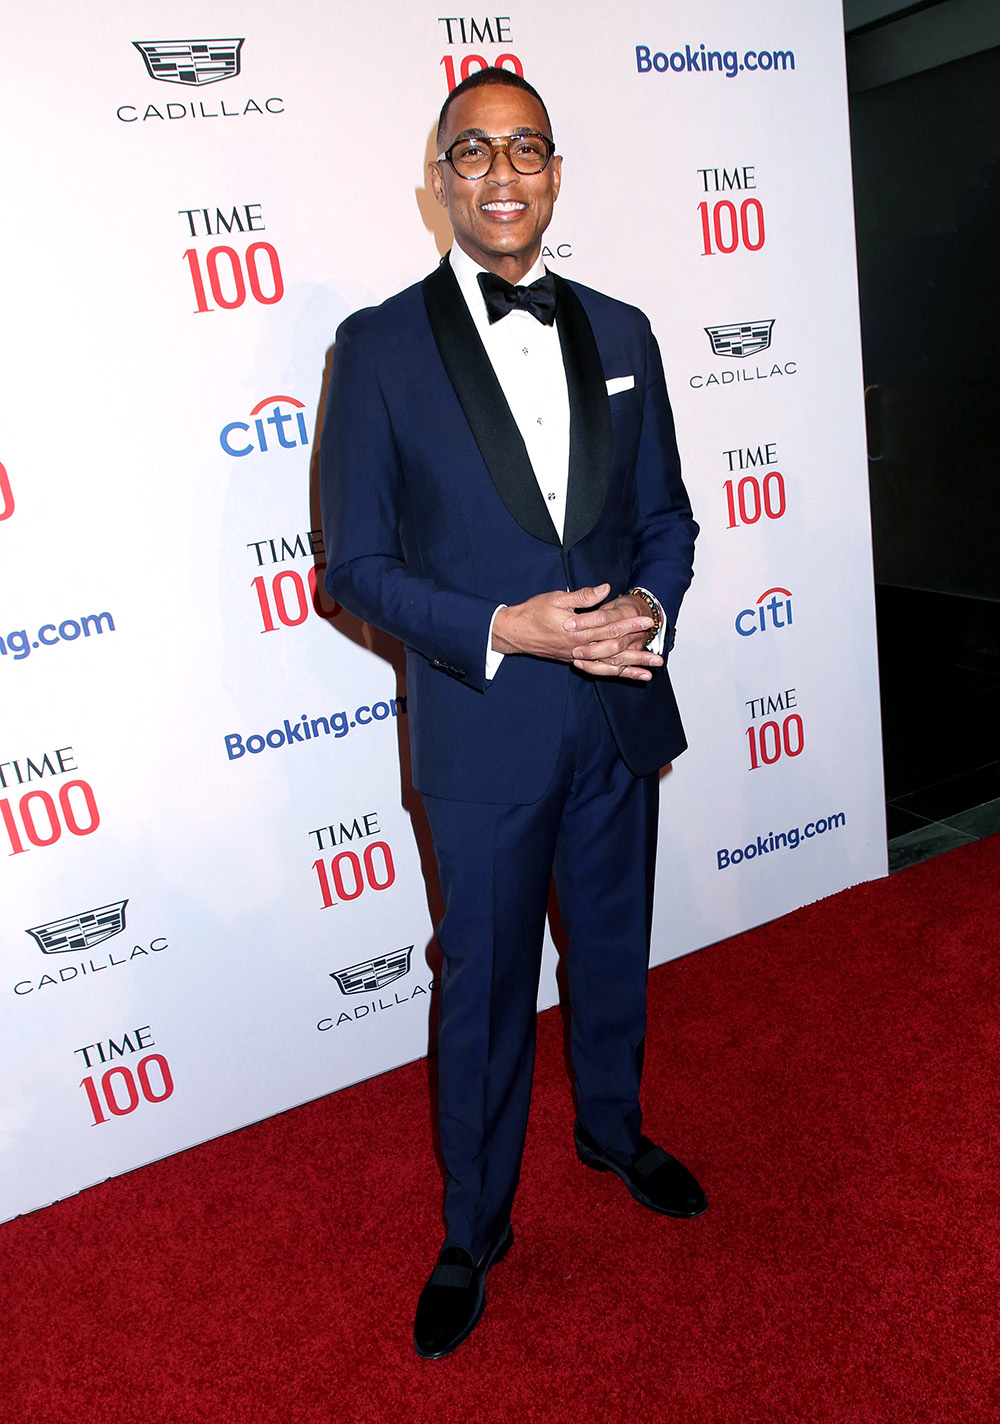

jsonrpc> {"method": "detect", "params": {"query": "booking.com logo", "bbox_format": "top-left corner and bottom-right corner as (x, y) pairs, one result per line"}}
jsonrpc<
(1, 613), (115, 662)
(735, 587), (793, 637)
(220, 395), (310, 457)
(224, 699), (406, 760)
(636, 44), (795, 77)
(717, 813), (846, 870)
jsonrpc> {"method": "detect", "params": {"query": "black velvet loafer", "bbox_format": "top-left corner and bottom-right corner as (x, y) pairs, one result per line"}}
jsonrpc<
(413, 1222), (513, 1359)
(575, 1120), (708, 1218)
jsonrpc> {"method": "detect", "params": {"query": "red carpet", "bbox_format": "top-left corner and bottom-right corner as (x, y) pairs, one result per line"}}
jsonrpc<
(3, 836), (999, 1423)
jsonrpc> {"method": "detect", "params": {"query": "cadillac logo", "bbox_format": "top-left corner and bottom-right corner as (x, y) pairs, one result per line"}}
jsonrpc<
(26, 900), (128, 954)
(704, 320), (775, 358)
(133, 39), (244, 87)
(330, 946), (414, 995)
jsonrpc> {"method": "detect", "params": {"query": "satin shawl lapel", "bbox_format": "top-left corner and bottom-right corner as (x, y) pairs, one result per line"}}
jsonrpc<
(422, 257), (560, 546)
(553, 275), (613, 550)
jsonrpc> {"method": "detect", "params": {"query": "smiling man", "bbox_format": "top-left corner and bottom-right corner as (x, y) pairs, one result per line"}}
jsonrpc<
(320, 68), (704, 1359)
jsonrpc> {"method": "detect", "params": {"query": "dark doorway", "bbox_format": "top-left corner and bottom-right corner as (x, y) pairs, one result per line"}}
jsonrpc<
(848, 24), (1000, 867)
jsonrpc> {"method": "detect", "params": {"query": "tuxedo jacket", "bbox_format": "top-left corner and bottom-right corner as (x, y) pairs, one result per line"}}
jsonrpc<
(319, 255), (697, 805)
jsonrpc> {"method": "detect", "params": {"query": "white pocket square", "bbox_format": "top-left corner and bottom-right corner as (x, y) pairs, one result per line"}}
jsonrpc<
(605, 375), (635, 395)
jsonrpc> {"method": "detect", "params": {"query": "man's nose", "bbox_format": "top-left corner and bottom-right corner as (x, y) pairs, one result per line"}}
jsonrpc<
(486, 148), (520, 181)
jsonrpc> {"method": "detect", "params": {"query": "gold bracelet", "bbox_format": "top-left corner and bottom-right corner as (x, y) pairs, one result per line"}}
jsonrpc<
(627, 587), (663, 648)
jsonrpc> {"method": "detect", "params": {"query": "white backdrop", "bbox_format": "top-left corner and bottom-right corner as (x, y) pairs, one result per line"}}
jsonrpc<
(0, 0), (886, 1222)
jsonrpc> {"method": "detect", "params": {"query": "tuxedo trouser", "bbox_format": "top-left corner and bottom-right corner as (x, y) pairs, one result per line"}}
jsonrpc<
(421, 672), (660, 1260)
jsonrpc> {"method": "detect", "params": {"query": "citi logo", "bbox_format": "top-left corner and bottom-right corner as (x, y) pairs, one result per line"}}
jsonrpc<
(735, 587), (793, 636)
(133, 39), (244, 87)
(220, 396), (309, 457)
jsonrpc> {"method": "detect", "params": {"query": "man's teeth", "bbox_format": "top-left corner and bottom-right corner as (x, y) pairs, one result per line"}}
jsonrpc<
(482, 201), (526, 211)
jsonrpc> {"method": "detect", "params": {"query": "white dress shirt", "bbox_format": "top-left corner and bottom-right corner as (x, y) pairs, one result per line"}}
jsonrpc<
(449, 244), (664, 678)
(451, 244), (571, 530)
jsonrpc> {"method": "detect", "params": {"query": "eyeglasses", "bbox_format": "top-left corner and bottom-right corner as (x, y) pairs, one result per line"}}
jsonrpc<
(437, 131), (556, 180)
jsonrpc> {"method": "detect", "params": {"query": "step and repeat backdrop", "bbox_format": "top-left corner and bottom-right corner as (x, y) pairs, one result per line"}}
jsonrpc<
(0, 0), (886, 1221)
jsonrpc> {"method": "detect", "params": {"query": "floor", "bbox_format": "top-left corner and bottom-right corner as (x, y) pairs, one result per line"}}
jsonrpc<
(877, 586), (1000, 872)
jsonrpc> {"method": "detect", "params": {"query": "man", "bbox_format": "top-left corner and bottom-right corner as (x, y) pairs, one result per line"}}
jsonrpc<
(320, 67), (704, 1359)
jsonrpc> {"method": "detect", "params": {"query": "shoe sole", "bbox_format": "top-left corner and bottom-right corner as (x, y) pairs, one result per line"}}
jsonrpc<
(414, 1223), (514, 1360)
(575, 1139), (708, 1218)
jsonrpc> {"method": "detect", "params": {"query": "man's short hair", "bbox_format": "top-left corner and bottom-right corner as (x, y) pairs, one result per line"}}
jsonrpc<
(436, 67), (553, 148)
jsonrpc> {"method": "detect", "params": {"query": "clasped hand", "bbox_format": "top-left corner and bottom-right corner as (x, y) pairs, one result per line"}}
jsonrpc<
(491, 583), (662, 681)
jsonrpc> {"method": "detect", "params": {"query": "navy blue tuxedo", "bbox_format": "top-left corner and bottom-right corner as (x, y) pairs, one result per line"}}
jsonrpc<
(320, 257), (697, 805)
(319, 255), (697, 1256)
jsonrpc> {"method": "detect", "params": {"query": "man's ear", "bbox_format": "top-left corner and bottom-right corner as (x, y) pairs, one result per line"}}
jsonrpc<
(428, 161), (448, 210)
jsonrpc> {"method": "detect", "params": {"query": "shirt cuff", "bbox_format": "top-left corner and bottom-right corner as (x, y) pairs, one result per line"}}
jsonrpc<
(635, 587), (667, 656)
(485, 604), (507, 681)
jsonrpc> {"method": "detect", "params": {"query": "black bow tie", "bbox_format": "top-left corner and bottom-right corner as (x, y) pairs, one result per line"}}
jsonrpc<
(477, 270), (558, 325)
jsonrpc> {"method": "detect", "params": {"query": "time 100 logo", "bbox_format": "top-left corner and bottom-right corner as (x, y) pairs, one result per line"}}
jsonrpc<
(697, 166), (765, 256)
(3, 784), (99, 854)
(183, 244), (283, 314)
(0, 460), (13, 521)
(723, 444), (787, 528)
(437, 15), (522, 91)
(744, 689), (804, 772)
